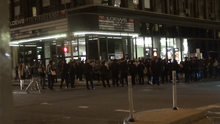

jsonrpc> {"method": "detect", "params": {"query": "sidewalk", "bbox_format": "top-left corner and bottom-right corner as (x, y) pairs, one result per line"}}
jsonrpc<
(12, 79), (103, 87)
(123, 108), (209, 124)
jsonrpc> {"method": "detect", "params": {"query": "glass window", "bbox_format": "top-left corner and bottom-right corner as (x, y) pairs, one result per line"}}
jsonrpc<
(79, 38), (86, 56)
(72, 40), (78, 56)
(14, 6), (20, 17)
(93, 0), (102, 4)
(167, 38), (174, 60)
(136, 37), (144, 58)
(182, 39), (188, 60)
(44, 42), (51, 58)
(144, 0), (150, 9)
(160, 38), (166, 60)
(32, 7), (37, 16)
(61, 0), (71, 4)
(42, 0), (50, 7)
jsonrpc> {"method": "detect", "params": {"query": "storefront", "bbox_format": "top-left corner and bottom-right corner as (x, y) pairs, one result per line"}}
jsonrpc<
(9, 5), (191, 68)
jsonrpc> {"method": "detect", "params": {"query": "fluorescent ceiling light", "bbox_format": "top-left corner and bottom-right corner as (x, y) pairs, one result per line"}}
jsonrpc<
(9, 33), (67, 46)
(73, 31), (138, 37)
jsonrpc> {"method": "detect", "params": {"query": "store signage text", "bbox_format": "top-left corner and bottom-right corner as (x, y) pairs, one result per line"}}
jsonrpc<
(99, 16), (134, 32)
(10, 10), (65, 26)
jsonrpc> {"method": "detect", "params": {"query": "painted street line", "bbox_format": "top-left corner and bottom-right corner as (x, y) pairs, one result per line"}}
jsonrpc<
(115, 109), (135, 113)
(79, 106), (89, 109)
(41, 102), (53, 105)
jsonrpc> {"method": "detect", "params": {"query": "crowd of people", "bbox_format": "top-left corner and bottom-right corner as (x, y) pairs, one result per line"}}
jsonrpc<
(15, 56), (220, 93)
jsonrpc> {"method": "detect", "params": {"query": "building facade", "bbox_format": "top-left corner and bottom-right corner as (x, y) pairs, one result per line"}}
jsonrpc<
(9, 0), (220, 68)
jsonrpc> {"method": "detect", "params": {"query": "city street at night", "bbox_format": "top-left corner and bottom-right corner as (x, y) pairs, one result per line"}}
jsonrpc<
(12, 78), (220, 124)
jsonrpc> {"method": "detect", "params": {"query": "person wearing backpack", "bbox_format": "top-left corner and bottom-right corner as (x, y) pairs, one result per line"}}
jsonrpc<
(25, 62), (44, 94)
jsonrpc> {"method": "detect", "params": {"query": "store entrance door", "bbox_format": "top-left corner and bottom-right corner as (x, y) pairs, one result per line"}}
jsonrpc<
(87, 35), (131, 60)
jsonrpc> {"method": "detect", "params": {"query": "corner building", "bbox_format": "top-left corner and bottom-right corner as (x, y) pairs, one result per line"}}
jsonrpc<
(9, 0), (220, 68)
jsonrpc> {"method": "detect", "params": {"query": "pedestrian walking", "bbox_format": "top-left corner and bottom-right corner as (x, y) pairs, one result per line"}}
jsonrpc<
(18, 63), (26, 91)
(25, 62), (44, 94)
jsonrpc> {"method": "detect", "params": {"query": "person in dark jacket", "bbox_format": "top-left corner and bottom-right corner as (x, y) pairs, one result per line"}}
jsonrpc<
(151, 57), (162, 85)
(100, 61), (110, 87)
(69, 62), (76, 88)
(184, 57), (190, 82)
(110, 59), (120, 87)
(84, 59), (95, 90)
(39, 64), (46, 89)
(137, 60), (145, 85)
(119, 58), (128, 86)
(60, 60), (69, 89)
(128, 60), (137, 85)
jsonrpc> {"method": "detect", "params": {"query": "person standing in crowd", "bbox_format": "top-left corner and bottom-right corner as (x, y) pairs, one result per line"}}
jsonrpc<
(18, 63), (26, 91)
(100, 61), (110, 87)
(202, 57), (208, 79)
(93, 60), (101, 83)
(110, 59), (119, 87)
(39, 64), (46, 89)
(184, 57), (190, 82)
(25, 62), (44, 94)
(213, 58), (219, 77)
(146, 59), (152, 84)
(69, 61), (76, 88)
(128, 60), (137, 85)
(15, 63), (19, 81)
(60, 60), (70, 89)
(151, 57), (162, 86)
(161, 59), (168, 83)
(79, 60), (84, 81)
(47, 60), (55, 91)
(119, 58), (128, 86)
(84, 59), (95, 90)
(209, 57), (213, 78)
(173, 59), (180, 82)
(75, 60), (80, 84)
(137, 60), (145, 85)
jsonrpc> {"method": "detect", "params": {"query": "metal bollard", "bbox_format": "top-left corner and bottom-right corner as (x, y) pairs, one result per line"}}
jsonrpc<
(128, 76), (136, 122)
(172, 71), (179, 110)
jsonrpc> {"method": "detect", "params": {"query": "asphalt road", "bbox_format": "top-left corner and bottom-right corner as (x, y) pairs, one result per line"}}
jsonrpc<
(12, 79), (220, 124)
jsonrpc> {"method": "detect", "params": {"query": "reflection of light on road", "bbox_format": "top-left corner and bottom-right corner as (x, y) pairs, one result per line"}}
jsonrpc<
(115, 109), (135, 113)
(79, 106), (89, 109)
(217, 85), (220, 87)
(41, 102), (53, 105)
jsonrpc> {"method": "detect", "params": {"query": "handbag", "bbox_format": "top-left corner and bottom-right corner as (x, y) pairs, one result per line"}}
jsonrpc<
(51, 71), (56, 75)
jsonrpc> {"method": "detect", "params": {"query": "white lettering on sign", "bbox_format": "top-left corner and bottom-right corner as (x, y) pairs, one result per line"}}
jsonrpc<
(106, 17), (128, 23)
(10, 10), (65, 26)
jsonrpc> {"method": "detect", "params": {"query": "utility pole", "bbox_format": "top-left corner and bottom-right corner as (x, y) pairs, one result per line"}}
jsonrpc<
(64, 0), (73, 59)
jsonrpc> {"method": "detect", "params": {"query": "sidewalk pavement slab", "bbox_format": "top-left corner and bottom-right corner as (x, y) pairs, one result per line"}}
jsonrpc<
(123, 108), (208, 124)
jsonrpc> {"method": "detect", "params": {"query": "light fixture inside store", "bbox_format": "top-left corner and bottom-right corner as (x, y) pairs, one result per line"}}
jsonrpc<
(114, 0), (121, 7)
(9, 33), (67, 46)
(73, 32), (138, 37)
(133, 0), (139, 5)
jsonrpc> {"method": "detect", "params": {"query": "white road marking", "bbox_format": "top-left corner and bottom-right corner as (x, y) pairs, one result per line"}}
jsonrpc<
(115, 109), (135, 113)
(41, 102), (53, 105)
(216, 85), (220, 87)
(208, 111), (220, 115)
(142, 89), (152, 91)
(79, 106), (89, 109)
